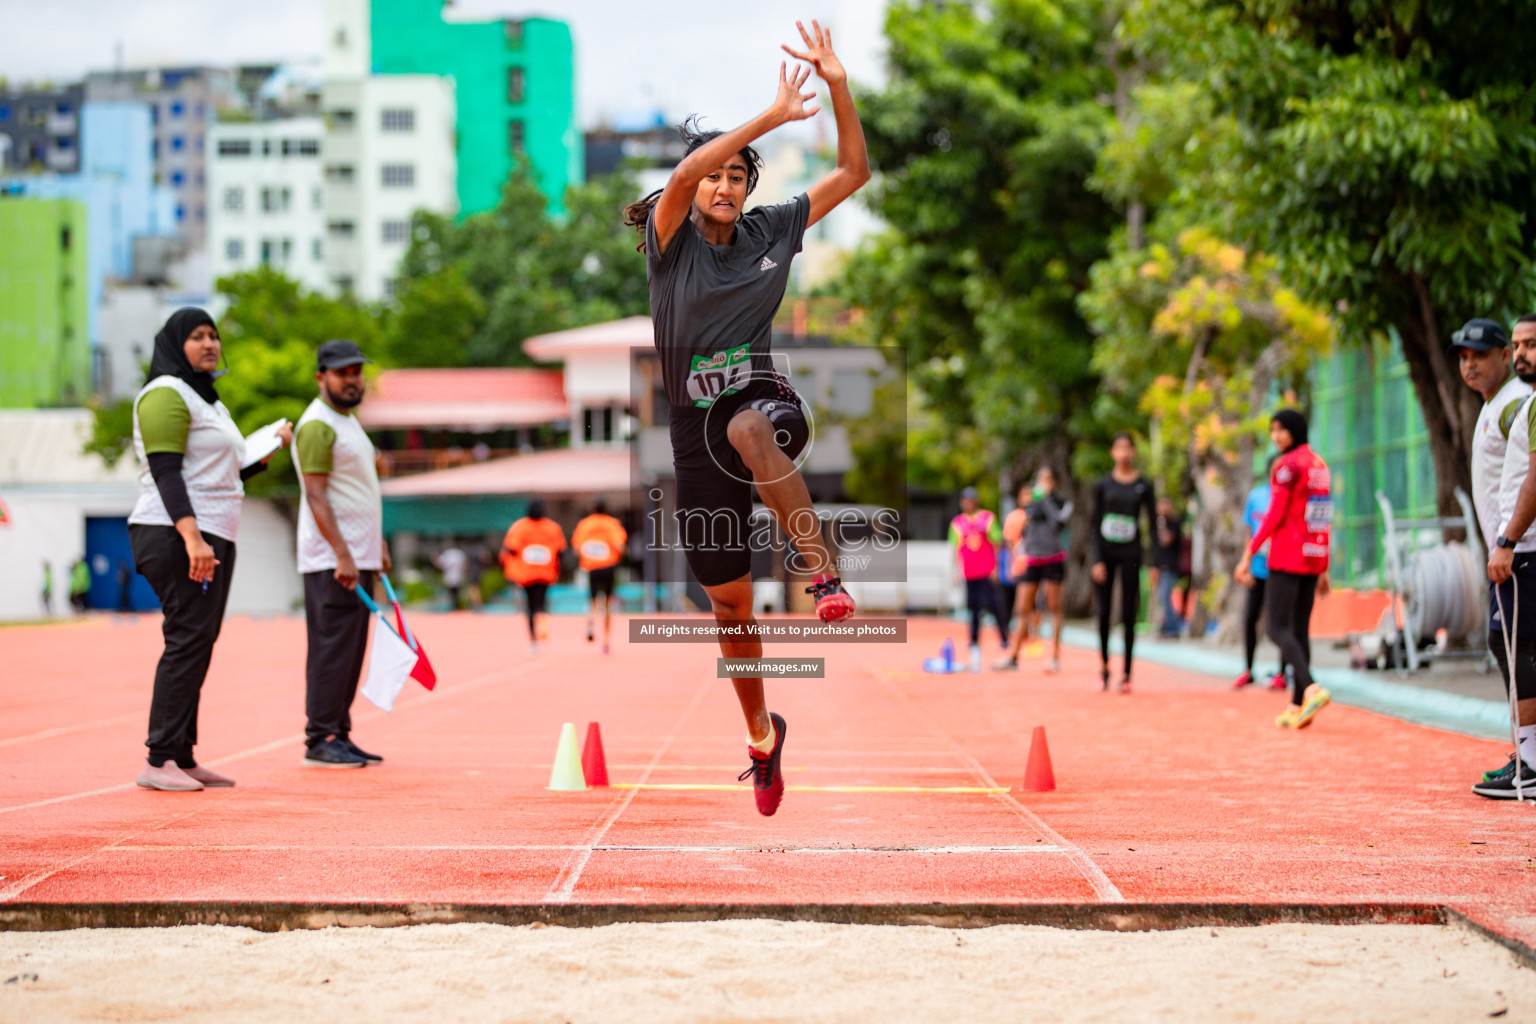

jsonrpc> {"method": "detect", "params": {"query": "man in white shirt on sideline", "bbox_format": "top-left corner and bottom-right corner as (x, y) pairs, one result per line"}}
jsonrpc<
(294, 340), (391, 769)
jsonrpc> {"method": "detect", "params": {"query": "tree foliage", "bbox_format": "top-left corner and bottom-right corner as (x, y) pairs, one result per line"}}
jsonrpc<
(392, 164), (650, 366)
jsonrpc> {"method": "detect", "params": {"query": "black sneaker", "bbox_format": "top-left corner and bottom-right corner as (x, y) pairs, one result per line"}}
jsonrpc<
(737, 712), (787, 817)
(302, 738), (366, 768)
(1471, 759), (1536, 799)
(338, 736), (383, 764)
(1482, 753), (1517, 784)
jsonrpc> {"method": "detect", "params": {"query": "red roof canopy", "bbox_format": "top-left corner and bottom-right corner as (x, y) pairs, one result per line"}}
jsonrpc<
(379, 448), (632, 498)
(357, 369), (567, 431)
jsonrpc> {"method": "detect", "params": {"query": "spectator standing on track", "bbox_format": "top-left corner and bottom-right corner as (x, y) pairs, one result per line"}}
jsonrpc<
(1091, 432), (1156, 693)
(1233, 455), (1289, 690)
(294, 340), (390, 770)
(950, 486), (1009, 673)
(68, 557), (90, 613)
(501, 501), (565, 653)
(1235, 410), (1332, 729)
(995, 468), (1072, 673)
(435, 543), (470, 610)
(128, 307), (292, 791)
(40, 560), (52, 617)
(572, 499), (627, 655)
(1152, 496), (1186, 638)
(1475, 315), (1536, 798)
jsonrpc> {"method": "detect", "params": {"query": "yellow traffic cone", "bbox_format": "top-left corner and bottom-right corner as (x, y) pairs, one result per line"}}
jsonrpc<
(547, 722), (588, 791)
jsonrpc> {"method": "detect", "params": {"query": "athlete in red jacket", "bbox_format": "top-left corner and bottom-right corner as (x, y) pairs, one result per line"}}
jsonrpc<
(1236, 410), (1333, 728)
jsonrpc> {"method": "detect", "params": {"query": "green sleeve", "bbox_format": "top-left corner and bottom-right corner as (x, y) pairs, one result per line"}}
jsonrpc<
(988, 515), (1002, 545)
(295, 420), (337, 474)
(1526, 399), (1536, 454)
(138, 388), (191, 454)
(948, 523), (961, 547)
(1500, 398), (1524, 439)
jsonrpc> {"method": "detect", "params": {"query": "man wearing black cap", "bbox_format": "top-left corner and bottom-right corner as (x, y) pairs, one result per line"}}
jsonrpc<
(1476, 315), (1536, 798)
(295, 340), (391, 768)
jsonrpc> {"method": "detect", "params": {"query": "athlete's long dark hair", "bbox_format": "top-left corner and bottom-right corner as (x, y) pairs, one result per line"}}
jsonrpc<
(622, 116), (764, 253)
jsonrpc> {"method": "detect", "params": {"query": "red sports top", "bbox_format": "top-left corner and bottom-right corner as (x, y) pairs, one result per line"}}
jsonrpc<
(1248, 443), (1332, 576)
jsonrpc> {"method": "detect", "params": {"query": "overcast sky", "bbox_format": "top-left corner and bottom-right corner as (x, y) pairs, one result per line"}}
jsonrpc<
(0, 0), (888, 131)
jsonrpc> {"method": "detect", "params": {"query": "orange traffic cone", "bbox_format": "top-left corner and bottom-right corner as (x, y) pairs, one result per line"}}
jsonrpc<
(582, 721), (610, 788)
(1012, 725), (1056, 793)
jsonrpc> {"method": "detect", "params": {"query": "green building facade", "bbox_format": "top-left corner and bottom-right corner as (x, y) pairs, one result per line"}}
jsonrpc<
(369, 1), (580, 217)
(1308, 332), (1440, 587)
(0, 198), (90, 408)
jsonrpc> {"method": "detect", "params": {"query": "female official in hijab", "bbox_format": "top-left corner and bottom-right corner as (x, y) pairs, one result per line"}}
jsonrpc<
(126, 307), (292, 791)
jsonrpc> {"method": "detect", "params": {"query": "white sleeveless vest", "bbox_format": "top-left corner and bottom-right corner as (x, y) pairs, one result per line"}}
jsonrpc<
(294, 396), (383, 574)
(129, 375), (246, 542)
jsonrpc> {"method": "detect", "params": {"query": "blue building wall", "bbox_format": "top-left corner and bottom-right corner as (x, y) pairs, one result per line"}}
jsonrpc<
(2, 101), (175, 378)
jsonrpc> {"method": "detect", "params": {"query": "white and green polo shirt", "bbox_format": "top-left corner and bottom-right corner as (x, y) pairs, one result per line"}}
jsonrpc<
(293, 395), (383, 574)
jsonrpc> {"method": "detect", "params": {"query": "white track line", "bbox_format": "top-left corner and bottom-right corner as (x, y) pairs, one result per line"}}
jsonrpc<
(872, 672), (1125, 902)
(0, 810), (202, 902)
(0, 711), (146, 749)
(543, 673), (715, 902)
(97, 844), (1067, 854)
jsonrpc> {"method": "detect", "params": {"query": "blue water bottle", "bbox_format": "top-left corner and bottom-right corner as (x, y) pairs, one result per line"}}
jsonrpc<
(941, 637), (954, 673)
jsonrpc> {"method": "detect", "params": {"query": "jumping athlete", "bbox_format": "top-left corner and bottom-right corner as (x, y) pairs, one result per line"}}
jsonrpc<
(622, 20), (870, 816)
(1091, 433), (1156, 693)
(1236, 410), (1333, 729)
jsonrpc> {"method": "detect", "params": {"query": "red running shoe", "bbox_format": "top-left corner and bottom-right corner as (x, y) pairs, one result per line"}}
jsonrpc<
(806, 575), (855, 622)
(1267, 671), (1288, 690)
(738, 713), (787, 816)
(1231, 671), (1254, 690)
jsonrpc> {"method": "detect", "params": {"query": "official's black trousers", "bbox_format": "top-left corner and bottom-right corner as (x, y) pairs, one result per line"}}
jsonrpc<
(129, 524), (236, 768)
(304, 570), (375, 747)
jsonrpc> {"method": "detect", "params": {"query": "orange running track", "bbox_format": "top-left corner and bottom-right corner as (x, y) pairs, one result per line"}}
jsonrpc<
(1, 614), (1531, 947)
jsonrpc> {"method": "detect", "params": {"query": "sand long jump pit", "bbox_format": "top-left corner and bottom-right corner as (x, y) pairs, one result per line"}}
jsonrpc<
(2, 907), (1533, 1023)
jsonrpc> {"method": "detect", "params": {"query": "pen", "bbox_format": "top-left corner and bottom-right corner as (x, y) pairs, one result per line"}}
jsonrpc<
(201, 573), (209, 595)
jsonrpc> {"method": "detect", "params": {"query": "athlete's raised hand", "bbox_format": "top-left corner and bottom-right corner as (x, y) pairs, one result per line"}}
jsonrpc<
(782, 19), (846, 88)
(773, 60), (819, 122)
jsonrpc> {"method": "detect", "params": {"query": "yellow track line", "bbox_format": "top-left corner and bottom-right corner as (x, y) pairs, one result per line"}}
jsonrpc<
(611, 792), (1007, 798)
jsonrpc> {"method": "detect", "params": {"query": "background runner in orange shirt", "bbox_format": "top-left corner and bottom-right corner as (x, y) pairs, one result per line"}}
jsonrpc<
(500, 501), (566, 653)
(572, 499), (627, 655)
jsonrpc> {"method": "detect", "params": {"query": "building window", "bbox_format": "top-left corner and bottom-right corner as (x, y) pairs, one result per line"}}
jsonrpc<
(281, 237), (293, 263)
(60, 225), (71, 251)
(170, 101), (184, 118)
(381, 163), (415, 188)
(381, 108), (415, 132)
(312, 238), (322, 260)
(298, 139), (319, 156)
(507, 67), (524, 104)
(170, 135), (185, 152)
(311, 186), (323, 209)
(381, 220), (409, 244)
(223, 186), (243, 211)
(56, 102), (73, 116)
(151, 139), (159, 160)
(171, 170), (185, 187)
(505, 19), (523, 47)
(260, 187), (291, 213)
(260, 238), (274, 264)
(328, 109), (355, 131)
(324, 164), (355, 183)
(261, 138), (272, 157)
(509, 120), (524, 154)
(175, 204), (185, 221)
(226, 238), (243, 261)
(327, 221), (356, 238)
(382, 278), (396, 300)
(333, 276), (355, 296)
(0, 105), (10, 122)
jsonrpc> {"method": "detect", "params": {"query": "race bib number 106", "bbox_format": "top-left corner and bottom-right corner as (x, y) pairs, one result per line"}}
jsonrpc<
(686, 344), (752, 408)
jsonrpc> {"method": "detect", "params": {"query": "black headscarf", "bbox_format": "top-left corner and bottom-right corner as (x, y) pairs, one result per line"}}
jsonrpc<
(147, 307), (222, 405)
(1271, 408), (1309, 449)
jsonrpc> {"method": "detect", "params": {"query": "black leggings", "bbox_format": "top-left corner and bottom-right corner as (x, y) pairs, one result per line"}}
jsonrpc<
(1243, 576), (1267, 673)
(522, 581), (549, 639)
(965, 577), (1008, 647)
(1095, 556), (1141, 676)
(1266, 570), (1318, 705)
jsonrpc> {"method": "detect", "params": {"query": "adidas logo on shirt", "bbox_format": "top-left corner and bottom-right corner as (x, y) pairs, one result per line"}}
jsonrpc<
(759, 256), (778, 272)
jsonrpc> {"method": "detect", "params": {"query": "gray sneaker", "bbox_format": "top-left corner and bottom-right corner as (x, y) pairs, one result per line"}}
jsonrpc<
(302, 739), (366, 768)
(136, 761), (204, 791)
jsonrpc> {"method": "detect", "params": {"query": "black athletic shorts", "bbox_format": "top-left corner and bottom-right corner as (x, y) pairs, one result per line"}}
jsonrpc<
(1489, 554), (1536, 641)
(1021, 561), (1066, 584)
(670, 381), (810, 588)
(589, 565), (617, 598)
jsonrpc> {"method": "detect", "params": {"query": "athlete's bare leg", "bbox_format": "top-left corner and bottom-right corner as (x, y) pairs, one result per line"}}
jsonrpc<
(1045, 579), (1064, 663)
(727, 409), (833, 577)
(1006, 582), (1040, 660)
(600, 592), (613, 648)
(703, 574), (773, 744)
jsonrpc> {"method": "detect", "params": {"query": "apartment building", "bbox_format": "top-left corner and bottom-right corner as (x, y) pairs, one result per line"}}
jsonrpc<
(207, 117), (328, 293)
(0, 84), (85, 174)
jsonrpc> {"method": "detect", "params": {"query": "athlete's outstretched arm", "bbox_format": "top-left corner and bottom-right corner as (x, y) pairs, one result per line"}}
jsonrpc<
(650, 63), (818, 255)
(785, 20), (871, 228)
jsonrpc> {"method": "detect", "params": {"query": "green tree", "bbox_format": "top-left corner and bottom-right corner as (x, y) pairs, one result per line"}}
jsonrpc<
(1113, 0), (1536, 517)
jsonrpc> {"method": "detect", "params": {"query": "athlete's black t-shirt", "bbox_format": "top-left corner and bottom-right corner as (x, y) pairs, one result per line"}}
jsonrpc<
(646, 193), (810, 409)
(1091, 474), (1156, 563)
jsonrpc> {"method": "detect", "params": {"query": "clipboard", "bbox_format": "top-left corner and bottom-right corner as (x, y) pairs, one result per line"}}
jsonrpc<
(241, 419), (290, 468)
